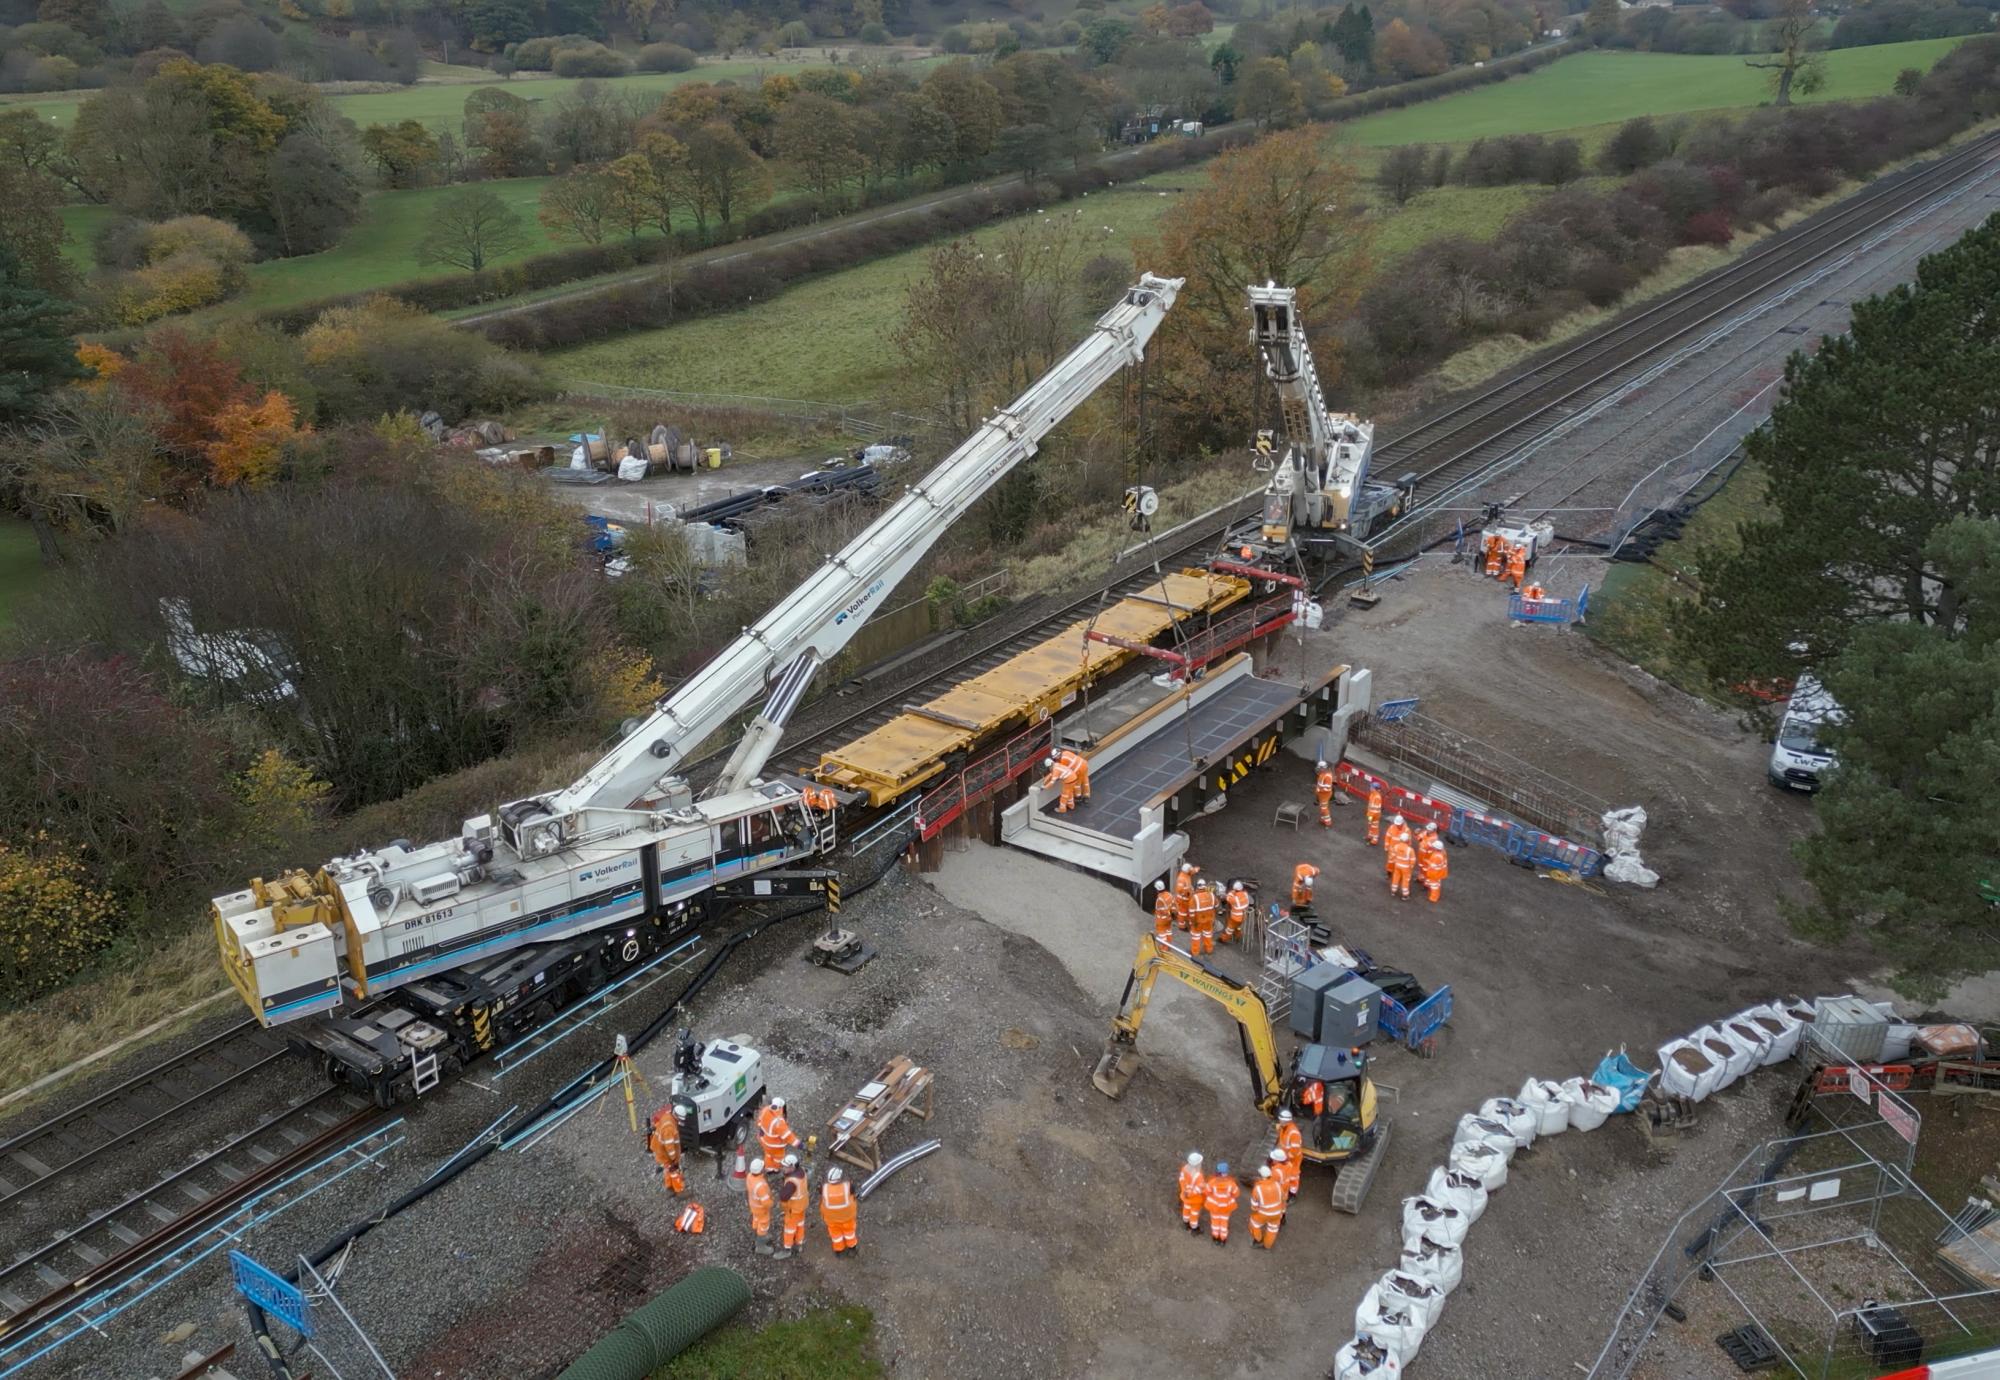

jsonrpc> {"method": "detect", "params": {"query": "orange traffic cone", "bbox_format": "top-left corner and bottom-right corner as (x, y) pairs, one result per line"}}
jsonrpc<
(732, 1140), (747, 1180)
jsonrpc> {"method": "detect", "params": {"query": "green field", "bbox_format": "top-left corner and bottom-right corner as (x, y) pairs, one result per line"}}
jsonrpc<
(0, 520), (46, 634)
(5, 53), (946, 130)
(1342, 37), (1971, 147)
(547, 171), (1553, 401)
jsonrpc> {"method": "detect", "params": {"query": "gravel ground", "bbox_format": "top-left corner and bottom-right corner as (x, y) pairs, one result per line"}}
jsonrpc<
(541, 453), (835, 526)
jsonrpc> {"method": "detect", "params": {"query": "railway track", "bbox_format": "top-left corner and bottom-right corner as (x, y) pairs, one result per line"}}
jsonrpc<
(767, 129), (2000, 778)
(0, 1019), (288, 1209)
(1368, 129), (2000, 527)
(0, 1088), (380, 1343)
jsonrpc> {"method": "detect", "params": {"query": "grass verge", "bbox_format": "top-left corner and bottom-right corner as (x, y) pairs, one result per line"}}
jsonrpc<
(0, 927), (228, 1109)
(657, 1305), (882, 1380)
(1583, 459), (1770, 696)
(0, 518), (46, 633)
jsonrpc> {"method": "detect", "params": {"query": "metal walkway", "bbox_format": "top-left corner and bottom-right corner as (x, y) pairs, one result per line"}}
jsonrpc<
(1001, 655), (1365, 888)
(1055, 675), (1303, 841)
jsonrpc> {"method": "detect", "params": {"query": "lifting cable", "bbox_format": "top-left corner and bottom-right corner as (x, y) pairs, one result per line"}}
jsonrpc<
(243, 826), (915, 1380)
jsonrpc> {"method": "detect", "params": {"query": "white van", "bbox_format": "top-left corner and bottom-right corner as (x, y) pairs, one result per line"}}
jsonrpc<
(1768, 674), (1842, 792)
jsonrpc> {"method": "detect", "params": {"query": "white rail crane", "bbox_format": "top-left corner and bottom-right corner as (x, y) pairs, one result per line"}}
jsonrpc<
(213, 273), (1183, 1106)
(1245, 283), (1414, 558)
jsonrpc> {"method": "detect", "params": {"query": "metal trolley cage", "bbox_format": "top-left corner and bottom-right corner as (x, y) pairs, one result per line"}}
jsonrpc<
(1590, 1088), (2000, 1380)
(1352, 708), (1610, 848)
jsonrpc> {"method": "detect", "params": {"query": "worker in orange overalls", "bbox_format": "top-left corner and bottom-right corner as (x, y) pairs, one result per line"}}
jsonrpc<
(1188, 881), (1217, 956)
(1387, 833), (1417, 901)
(1275, 1110), (1305, 1200)
(1314, 759), (1336, 827)
(802, 785), (838, 814)
(1151, 881), (1174, 939)
(1483, 533), (1504, 579)
(1521, 581), (1546, 602)
(1062, 747), (1090, 803)
(1300, 1078), (1326, 1119)
(1384, 814), (1412, 879)
(1177, 1151), (1207, 1233)
(777, 1153), (809, 1259)
(1249, 1164), (1286, 1250)
(1365, 783), (1383, 845)
(756, 1097), (801, 1167)
(1172, 862), (1198, 931)
(648, 1104), (686, 1194)
(1506, 542), (1528, 591)
(1291, 862), (1320, 910)
(746, 1156), (775, 1255)
(820, 1166), (858, 1256)
(1204, 1161), (1239, 1245)
(1041, 752), (1081, 814)
(1222, 880), (1251, 944)
(1419, 825), (1449, 904)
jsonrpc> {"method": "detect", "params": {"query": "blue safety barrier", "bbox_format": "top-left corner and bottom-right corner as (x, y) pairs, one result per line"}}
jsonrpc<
(230, 1250), (312, 1337)
(1448, 808), (1516, 853)
(1379, 985), (1453, 1055)
(1375, 697), (1421, 723)
(1508, 584), (1592, 625)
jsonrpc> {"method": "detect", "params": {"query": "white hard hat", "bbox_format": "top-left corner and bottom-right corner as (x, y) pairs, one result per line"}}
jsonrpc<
(1269, 1147), (1288, 1161)
(1230, 880), (1242, 890)
(1423, 821), (1438, 832)
(1187, 1151), (1203, 1167)
(1259, 1166), (1273, 1178)
(1277, 1109), (1294, 1122)
(1153, 880), (1166, 891)
(783, 1153), (799, 1168)
(828, 1167), (844, 1182)
(1180, 862), (1194, 872)
(1393, 813), (1405, 825)
(1316, 759), (1327, 768)
(749, 1157), (766, 1174)
(771, 1097), (785, 1110)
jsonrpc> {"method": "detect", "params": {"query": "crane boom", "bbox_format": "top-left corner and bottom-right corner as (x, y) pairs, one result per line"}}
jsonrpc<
(551, 272), (1184, 815)
(1247, 283), (1377, 542)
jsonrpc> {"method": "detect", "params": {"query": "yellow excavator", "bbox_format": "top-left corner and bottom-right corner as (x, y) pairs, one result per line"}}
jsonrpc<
(1092, 933), (1392, 1214)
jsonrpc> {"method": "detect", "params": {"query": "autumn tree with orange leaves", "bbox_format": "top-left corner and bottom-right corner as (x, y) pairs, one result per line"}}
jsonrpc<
(1137, 127), (1374, 451)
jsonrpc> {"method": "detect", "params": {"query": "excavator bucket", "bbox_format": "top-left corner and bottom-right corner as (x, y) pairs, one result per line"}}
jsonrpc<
(1092, 1040), (1142, 1098)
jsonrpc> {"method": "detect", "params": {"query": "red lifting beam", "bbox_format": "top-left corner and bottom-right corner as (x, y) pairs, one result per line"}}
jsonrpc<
(1208, 558), (1306, 589)
(1084, 630), (1193, 668)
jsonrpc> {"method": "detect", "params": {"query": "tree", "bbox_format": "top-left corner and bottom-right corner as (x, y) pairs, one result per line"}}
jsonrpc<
(1079, 15), (1133, 63)
(922, 61), (1002, 169)
(203, 389), (304, 486)
(1138, 127), (1373, 448)
(1584, 0), (1620, 44)
(994, 122), (1058, 182)
(1330, 3), (1375, 65)
(606, 139), (679, 238)
(894, 239), (1001, 435)
(1673, 215), (2000, 693)
(543, 79), (632, 168)
(359, 119), (439, 187)
(888, 91), (957, 180)
(772, 91), (861, 207)
(0, 162), (75, 297)
(1, 385), (156, 552)
(0, 245), (81, 424)
(416, 185), (527, 273)
(114, 327), (253, 491)
(1375, 17), (1448, 78)
(264, 131), (361, 255)
(675, 121), (767, 231)
(1893, 66), (1923, 97)
(0, 108), (64, 176)
(1237, 57), (1303, 128)
(537, 169), (615, 244)
(1598, 116), (1665, 173)
(0, 834), (118, 1005)
(1745, 0), (1825, 105)
(1792, 517), (2000, 997)
(1375, 143), (1429, 206)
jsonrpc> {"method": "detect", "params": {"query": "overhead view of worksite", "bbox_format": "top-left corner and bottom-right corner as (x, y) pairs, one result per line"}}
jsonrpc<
(6, 17), (2000, 1380)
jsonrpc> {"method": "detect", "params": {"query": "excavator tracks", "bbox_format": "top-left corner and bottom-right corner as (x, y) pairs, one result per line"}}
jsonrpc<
(1329, 1116), (1391, 1216)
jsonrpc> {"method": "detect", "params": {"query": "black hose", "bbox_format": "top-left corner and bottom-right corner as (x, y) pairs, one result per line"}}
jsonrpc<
(246, 826), (915, 1378)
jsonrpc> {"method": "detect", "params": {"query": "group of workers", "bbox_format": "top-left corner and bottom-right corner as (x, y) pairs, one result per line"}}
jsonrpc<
(1362, 782), (1450, 902)
(1176, 1108), (1310, 1249)
(1039, 745), (1092, 814)
(643, 1094), (861, 1260)
(1480, 533), (1534, 591)
(1152, 862), (1253, 955)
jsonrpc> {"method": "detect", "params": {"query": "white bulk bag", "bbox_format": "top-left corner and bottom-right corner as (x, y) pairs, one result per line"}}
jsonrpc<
(1448, 1137), (1509, 1192)
(1722, 1017), (1773, 1070)
(1425, 1164), (1488, 1224)
(1356, 1281), (1430, 1363)
(1381, 1271), (1446, 1331)
(616, 454), (649, 482)
(1479, 1095), (1537, 1149)
(1333, 1336), (1403, 1379)
(1402, 1195), (1469, 1250)
(1740, 1003), (1800, 1064)
(1697, 1025), (1750, 1089)
(1400, 1234), (1465, 1294)
(1454, 1113), (1518, 1161)
(1658, 1035), (1722, 1102)
(1560, 1077), (1619, 1131)
(1517, 1078), (1571, 1136)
